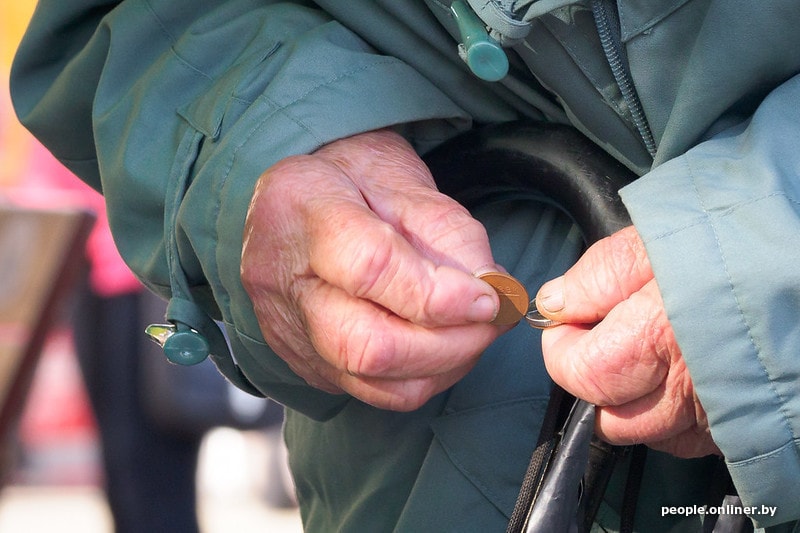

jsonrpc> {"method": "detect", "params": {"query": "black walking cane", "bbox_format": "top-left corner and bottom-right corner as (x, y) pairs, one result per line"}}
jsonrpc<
(425, 121), (637, 532)
(425, 122), (750, 533)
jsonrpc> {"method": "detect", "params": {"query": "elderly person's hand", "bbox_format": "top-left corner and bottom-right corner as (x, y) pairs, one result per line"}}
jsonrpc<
(242, 129), (503, 411)
(536, 226), (720, 458)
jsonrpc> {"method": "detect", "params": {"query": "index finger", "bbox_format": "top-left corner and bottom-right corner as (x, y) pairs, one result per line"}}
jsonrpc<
(536, 225), (653, 324)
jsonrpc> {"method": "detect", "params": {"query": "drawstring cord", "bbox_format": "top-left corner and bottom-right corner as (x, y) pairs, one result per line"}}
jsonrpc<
(146, 128), (263, 396)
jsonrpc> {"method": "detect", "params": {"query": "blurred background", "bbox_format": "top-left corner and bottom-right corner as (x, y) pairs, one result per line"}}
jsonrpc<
(1, 3), (302, 532)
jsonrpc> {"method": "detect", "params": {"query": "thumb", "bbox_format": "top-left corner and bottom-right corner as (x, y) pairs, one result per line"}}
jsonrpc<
(535, 225), (653, 323)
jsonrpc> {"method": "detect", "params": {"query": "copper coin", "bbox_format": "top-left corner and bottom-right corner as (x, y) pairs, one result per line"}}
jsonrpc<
(478, 272), (529, 326)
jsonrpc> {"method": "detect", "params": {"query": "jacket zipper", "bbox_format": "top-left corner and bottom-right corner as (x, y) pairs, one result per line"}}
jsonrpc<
(591, 0), (657, 158)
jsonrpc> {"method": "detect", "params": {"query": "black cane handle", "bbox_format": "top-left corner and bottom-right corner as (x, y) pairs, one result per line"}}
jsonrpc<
(424, 122), (634, 243)
(425, 121), (636, 533)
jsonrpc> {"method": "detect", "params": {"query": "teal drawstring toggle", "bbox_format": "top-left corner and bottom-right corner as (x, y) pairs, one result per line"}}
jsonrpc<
(145, 296), (212, 366)
(451, 0), (509, 82)
(145, 322), (209, 366)
(163, 326), (210, 366)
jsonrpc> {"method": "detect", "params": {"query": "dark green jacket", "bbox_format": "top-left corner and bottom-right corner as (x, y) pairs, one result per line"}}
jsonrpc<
(12, 1), (800, 530)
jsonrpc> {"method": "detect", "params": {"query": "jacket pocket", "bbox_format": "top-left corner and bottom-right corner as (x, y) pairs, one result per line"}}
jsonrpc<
(431, 399), (547, 516)
(173, 4), (330, 140)
(175, 36), (285, 141)
(395, 396), (549, 531)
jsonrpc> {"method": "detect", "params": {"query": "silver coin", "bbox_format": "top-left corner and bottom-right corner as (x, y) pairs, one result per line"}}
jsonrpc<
(525, 299), (563, 329)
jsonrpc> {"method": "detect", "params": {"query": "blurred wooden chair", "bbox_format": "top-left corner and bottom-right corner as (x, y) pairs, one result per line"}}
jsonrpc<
(0, 205), (93, 484)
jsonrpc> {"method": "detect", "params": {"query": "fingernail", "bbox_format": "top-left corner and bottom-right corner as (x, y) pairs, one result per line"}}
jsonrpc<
(537, 277), (565, 313)
(472, 263), (507, 277)
(468, 293), (498, 323)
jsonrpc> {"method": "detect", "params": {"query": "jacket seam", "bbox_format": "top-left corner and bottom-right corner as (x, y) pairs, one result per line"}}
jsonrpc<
(642, 191), (797, 243)
(145, 0), (215, 82)
(169, 47), (214, 81)
(217, 56), (418, 190)
(431, 397), (549, 518)
(537, 17), (635, 132)
(725, 437), (800, 468)
(143, 0), (176, 43)
(434, 436), (507, 515)
(618, 0), (693, 42)
(685, 155), (795, 445)
(259, 58), (402, 120)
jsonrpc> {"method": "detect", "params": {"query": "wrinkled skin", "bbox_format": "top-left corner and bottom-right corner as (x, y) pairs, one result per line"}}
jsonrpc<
(242, 130), (504, 412)
(537, 226), (719, 458)
(242, 129), (717, 458)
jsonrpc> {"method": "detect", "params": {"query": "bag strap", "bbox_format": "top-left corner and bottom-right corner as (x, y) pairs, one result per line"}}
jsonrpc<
(506, 385), (572, 533)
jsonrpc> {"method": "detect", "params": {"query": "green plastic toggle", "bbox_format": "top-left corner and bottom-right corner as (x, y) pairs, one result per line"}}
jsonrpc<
(163, 329), (209, 366)
(146, 322), (209, 366)
(451, 0), (509, 82)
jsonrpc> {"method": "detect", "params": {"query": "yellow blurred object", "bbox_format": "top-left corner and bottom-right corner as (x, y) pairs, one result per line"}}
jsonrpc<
(1, 0), (38, 188)
(1, 2), (37, 68)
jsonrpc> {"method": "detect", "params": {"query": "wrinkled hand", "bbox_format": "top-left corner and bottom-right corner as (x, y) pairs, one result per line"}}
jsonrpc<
(536, 226), (719, 458)
(242, 130), (503, 411)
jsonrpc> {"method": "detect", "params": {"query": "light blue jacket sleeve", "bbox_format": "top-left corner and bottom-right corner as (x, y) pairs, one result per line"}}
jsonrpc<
(620, 73), (800, 528)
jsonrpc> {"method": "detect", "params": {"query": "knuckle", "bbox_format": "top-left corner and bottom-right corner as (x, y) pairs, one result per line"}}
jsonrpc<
(615, 228), (650, 280)
(345, 225), (397, 299)
(259, 154), (315, 187)
(578, 228), (651, 309)
(339, 316), (398, 378)
(240, 261), (259, 292)
(404, 199), (488, 260)
(594, 238), (634, 298)
(332, 225), (436, 324)
(255, 155), (328, 222)
(424, 201), (476, 239)
(388, 390), (431, 412)
(383, 377), (441, 412)
(576, 329), (647, 406)
(576, 355), (619, 406)
(240, 250), (277, 296)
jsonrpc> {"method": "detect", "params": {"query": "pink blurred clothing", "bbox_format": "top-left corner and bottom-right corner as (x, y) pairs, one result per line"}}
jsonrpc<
(3, 140), (141, 297)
